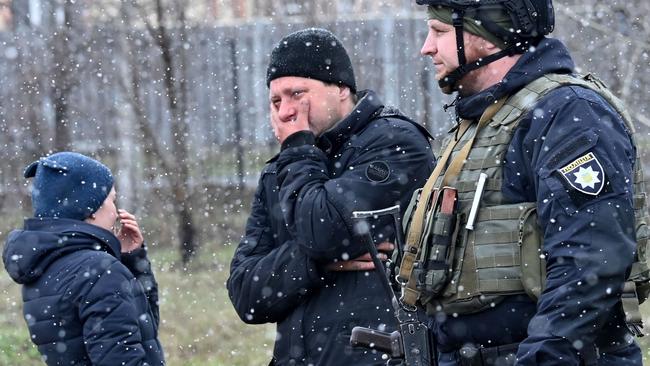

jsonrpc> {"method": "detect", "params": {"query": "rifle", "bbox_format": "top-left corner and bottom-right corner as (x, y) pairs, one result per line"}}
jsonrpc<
(349, 205), (437, 366)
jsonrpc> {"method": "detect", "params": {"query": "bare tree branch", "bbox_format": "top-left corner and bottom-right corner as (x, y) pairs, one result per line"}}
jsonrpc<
(556, 6), (650, 49)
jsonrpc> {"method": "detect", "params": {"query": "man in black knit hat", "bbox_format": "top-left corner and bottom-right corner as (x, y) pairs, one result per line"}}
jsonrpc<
(227, 28), (435, 365)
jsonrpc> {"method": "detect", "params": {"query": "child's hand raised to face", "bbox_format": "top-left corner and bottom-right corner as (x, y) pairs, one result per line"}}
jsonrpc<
(116, 209), (144, 253)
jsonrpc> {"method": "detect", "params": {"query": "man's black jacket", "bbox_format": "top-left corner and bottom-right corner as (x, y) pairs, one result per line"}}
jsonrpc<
(228, 90), (435, 365)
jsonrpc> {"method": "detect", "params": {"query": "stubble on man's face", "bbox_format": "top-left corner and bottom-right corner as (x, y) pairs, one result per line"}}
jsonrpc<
(422, 19), (494, 96)
(269, 77), (345, 141)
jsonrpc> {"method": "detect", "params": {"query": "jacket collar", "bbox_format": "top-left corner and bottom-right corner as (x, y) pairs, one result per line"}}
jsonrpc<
(456, 38), (576, 121)
(24, 217), (122, 259)
(266, 89), (384, 163)
(317, 89), (383, 154)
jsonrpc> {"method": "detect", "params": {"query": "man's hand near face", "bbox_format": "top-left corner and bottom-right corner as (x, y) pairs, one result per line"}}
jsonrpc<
(271, 99), (311, 144)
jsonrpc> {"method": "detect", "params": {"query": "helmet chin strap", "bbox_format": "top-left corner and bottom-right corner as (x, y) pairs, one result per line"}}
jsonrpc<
(438, 47), (517, 90)
(439, 8), (518, 91)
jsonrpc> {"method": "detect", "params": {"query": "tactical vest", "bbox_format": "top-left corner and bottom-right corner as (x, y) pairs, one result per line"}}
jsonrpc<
(402, 73), (650, 332)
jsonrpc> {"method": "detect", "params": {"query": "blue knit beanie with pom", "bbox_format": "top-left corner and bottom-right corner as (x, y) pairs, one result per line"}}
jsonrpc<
(23, 152), (114, 220)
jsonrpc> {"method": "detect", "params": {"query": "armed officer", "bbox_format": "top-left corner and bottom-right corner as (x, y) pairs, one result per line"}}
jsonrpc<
(399, 0), (650, 365)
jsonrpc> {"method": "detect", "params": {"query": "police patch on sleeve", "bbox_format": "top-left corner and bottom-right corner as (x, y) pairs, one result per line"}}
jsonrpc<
(366, 161), (390, 183)
(557, 152), (605, 195)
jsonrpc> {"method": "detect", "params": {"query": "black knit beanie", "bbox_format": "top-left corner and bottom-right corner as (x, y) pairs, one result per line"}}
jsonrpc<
(266, 28), (356, 93)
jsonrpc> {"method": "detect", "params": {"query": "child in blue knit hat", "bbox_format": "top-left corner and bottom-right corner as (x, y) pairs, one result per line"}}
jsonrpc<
(2, 152), (165, 365)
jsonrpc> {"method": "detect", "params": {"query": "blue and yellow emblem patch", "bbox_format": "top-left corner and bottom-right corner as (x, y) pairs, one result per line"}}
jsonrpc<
(557, 152), (605, 196)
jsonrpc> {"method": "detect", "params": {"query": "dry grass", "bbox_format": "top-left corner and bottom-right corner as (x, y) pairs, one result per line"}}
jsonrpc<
(1, 242), (649, 365)
(153, 247), (275, 366)
(0, 244), (276, 366)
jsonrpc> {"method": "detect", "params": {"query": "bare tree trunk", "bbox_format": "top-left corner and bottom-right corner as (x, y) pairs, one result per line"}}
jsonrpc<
(229, 37), (245, 187)
(12, 0), (48, 159)
(123, 47), (176, 240)
(25, 80), (47, 158)
(172, 2), (197, 264)
(53, 87), (71, 151)
(128, 0), (198, 265)
(51, 0), (75, 151)
(231, 0), (246, 18)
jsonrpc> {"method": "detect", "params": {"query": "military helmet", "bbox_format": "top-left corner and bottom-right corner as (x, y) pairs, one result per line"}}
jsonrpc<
(416, 0), (554, 90)
(416, 0), (554, 42)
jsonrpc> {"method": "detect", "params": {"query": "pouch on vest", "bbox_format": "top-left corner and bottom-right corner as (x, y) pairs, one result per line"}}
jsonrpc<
(518, 204), (546, 300)
(619, 196), (649, 336)
(413, 187), (460, 303)
(631, 217), (650, 304)
(430, 201), (543, 315)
